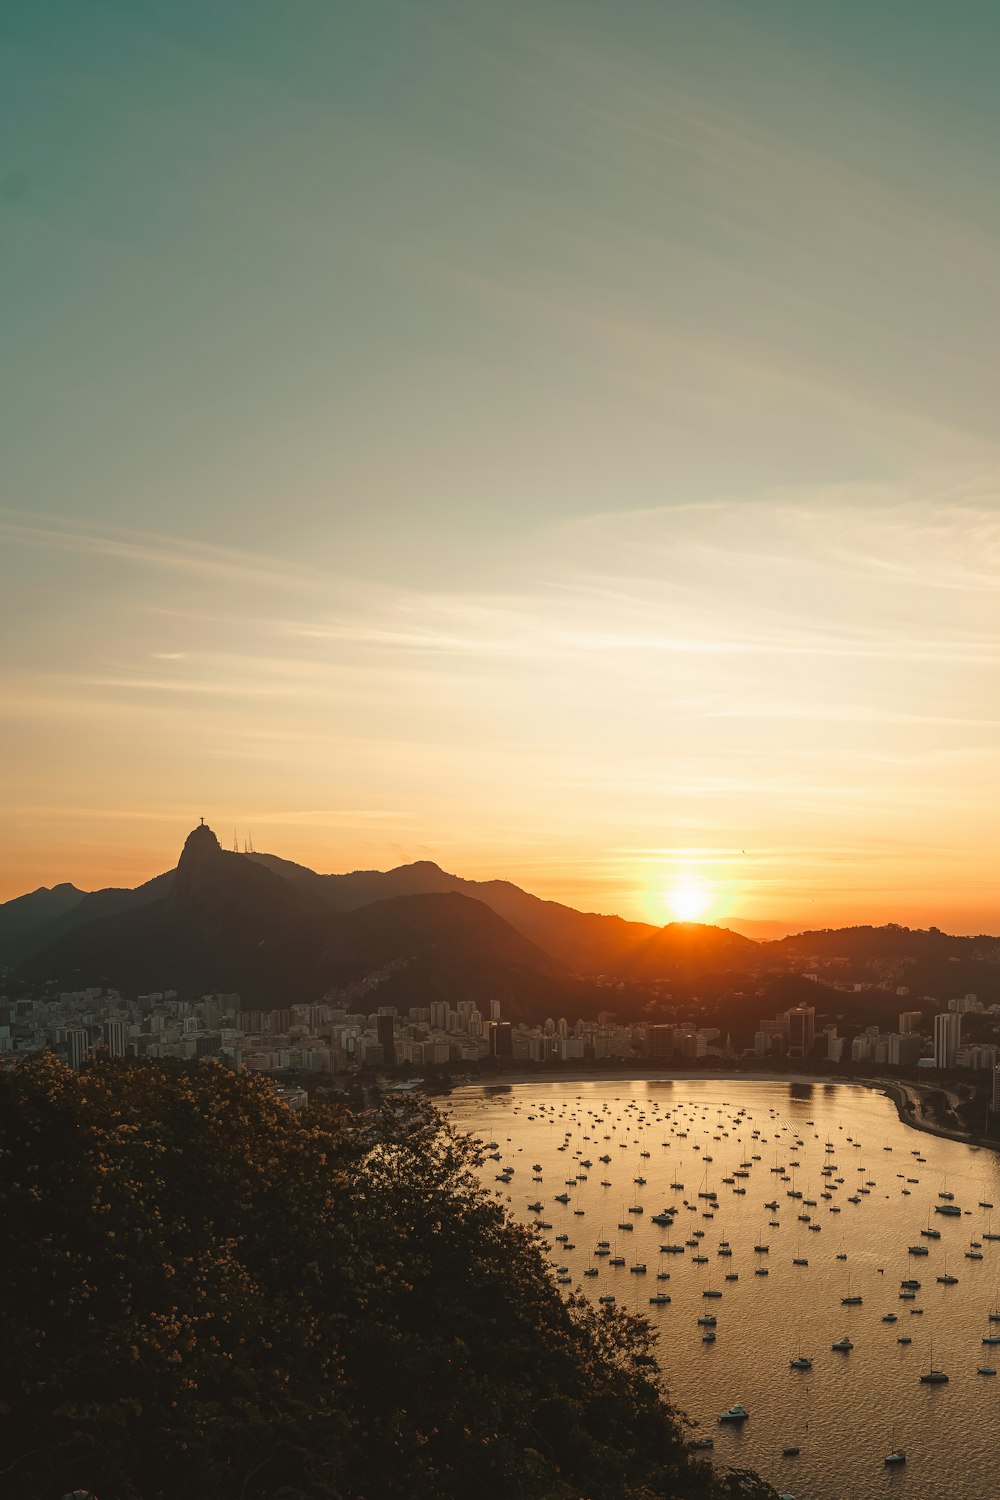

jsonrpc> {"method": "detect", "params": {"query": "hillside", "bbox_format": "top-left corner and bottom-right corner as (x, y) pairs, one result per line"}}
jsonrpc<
(14, 824), (563, 1013)
(6, 828), (1000, 1005)
(0, 1055), (776, 1500)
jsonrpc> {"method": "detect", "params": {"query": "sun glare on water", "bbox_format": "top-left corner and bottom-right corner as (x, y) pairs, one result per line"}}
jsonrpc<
(664, 880), (712, 923)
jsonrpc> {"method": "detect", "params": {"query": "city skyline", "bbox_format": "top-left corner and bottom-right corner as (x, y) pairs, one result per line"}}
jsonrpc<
(5, 2), (1000, 931)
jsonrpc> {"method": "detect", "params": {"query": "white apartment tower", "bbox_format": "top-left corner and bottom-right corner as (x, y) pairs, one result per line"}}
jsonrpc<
(933, 1011), (961, 1070)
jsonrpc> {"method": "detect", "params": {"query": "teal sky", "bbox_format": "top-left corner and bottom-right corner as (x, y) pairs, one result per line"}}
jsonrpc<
(3, 1), (1000, 932)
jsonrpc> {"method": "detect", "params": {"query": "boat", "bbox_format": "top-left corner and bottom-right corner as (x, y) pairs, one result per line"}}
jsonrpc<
(832, 1336), (853, 1352)
(649, 1293), (671, 1305)
(718, 1403), (749, 1423)
(919, 1343), (948, 1384)
(884, 1425), (906, 1466)
(935, 1203), (961, 1217)
(978, 1366), (997, 1376)
(782, 1446), (800, 1457)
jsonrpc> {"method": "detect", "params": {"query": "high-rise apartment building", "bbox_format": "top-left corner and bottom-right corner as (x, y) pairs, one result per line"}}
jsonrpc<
(645, 1025), (675, 1060)
(898, 1011), (922, 1035)
(65, 1027), (89, 1070)
(488, 1021), (513, 1058)
(101, 1018), (128, 1058)
(376, 1013), (396, 1066)
(785, 1006), (815, 1059)
(933, 1011), (961, 1070)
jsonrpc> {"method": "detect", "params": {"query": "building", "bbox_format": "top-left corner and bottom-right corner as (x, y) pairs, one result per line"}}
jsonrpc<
(898, 1010), (922, 1035)
(754, 1019), (784, 1058)
(272, 1084), (308, 1111)
(851, 1031), (877, 1063)
(64, 1027), (89, 1070)
(101, 1017), (128, 1057)
(993, 1066), (1000, 1112)
(645, 1025), (675, 1060)
(785, 1006), (815, 1059)
(932, 1011), (962, 1070)
(488, 1021), (513, 1059)
(376, 1012), (396, 1066)
(888, 1032), (924, 1067)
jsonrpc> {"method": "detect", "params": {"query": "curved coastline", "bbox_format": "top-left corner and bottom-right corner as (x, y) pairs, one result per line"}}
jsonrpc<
(445, 1066), (1000, 1156)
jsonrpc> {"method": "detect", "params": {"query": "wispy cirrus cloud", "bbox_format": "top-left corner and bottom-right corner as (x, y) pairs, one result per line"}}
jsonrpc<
(0, 511), (321, 592)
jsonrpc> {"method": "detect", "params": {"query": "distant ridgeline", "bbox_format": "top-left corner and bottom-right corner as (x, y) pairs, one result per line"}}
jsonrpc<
(0, 1054), (778, 1500)
(3, 823), (1000, 1019)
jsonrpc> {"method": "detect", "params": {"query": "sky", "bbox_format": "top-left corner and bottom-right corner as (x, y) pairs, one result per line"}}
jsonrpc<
(2, 0), (1000, 934)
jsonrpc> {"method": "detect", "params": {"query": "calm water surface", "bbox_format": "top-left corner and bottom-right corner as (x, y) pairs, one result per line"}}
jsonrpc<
(444, 1079), (1000, 1500)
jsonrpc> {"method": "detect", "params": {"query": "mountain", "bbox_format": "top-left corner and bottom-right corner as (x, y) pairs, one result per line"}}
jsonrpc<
(8, 826), (997, 1008)
(12, 824), (562, 1013)
(0, 882), (86, 962)
(0, 842), (760, 985)
(245, 854), (758, 977)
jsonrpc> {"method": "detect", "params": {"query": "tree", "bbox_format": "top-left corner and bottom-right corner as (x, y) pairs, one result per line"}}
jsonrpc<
(0, 1056), (776, 1500)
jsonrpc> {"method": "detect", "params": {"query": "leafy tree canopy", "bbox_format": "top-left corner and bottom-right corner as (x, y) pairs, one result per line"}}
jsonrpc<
(0, 1056), (777, 1500)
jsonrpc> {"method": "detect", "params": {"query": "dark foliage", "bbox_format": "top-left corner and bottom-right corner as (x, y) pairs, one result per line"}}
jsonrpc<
(0, 1057), (777, 1500)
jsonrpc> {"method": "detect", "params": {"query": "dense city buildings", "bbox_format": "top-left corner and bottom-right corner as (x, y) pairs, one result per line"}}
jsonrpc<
(1, 978), (999, 1105)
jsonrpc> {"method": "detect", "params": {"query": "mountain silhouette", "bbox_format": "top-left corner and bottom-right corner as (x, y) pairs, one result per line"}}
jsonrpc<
(9, 824), (563, 1011)
(6, 826), (998, 1008)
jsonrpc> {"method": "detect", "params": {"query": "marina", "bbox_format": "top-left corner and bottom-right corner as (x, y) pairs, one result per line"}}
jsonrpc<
(446, 1078), (1000, 1500)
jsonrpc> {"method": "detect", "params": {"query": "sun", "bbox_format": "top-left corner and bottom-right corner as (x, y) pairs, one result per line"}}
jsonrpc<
(664, 880), (712, 923)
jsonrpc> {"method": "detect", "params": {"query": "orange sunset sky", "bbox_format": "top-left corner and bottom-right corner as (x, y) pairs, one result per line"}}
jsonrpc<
(3, 3), (1000, 936)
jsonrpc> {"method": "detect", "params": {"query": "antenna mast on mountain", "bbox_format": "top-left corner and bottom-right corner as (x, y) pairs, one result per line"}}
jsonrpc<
(232, 829), (239, 853)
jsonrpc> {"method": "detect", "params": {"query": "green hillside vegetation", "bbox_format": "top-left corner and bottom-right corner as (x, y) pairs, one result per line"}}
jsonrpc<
(0, 1057), (776, 1500)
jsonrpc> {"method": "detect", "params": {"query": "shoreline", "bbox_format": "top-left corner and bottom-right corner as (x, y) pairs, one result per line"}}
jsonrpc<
(444, 1068), (1000, 1156)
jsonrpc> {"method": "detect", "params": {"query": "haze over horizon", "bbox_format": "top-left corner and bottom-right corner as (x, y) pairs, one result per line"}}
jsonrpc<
(4, 1), (1000, 933)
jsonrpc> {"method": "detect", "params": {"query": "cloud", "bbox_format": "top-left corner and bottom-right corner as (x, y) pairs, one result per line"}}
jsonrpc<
(0, 511), (321, 592)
